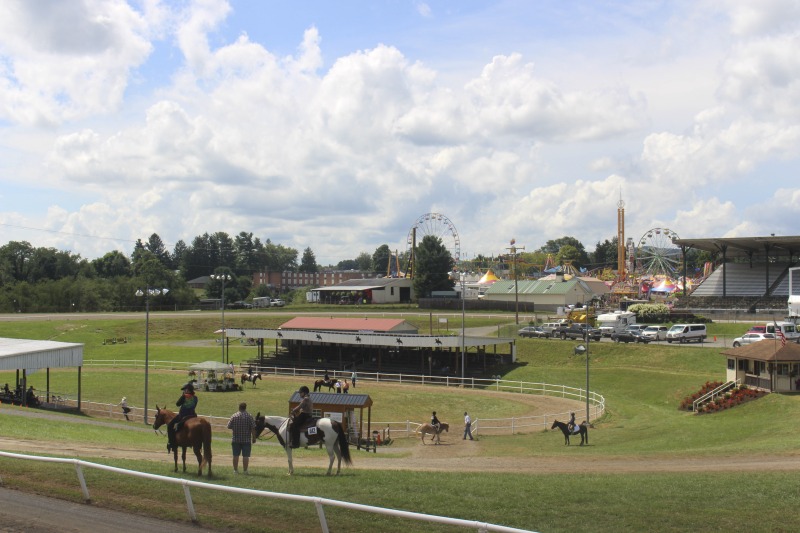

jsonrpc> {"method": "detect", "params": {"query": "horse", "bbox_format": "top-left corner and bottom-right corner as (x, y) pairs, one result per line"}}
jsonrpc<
(417, 422), (449, 445)
(253, 413), (352, 476)
(313, 379), (335, 392)
(551, 420), (588, 446)
(241, 372), (262, 387)
(152, 406), (213, 476)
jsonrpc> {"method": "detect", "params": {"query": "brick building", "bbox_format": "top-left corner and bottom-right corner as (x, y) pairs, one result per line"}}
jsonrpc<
(252, 270), (367, 292)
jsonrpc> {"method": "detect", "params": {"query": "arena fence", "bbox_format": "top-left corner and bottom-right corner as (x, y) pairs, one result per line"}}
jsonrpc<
(0, 451), (535, 533)
(79, 360), (606, 436)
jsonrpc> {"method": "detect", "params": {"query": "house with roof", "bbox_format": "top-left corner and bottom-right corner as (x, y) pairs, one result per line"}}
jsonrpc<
(308, 277), (414, 304)
(721, 339), (800, 392)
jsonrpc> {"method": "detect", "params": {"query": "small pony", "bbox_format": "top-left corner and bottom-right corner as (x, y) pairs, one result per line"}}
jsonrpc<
(241, 372), (262, 388)
(417, 422), (449, 445)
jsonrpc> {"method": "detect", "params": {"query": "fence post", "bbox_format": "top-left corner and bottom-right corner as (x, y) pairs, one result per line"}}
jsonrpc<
(182, 482), (197, 521)
(74, 462), (91, 502)
(314, 499), (330, 533)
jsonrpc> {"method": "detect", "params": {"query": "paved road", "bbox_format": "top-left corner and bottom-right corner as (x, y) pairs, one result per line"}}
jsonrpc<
(0, 487), (217, 533)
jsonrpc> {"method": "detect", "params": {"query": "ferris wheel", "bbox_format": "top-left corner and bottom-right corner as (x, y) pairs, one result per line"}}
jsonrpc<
(406, 213), (461, 263)
(635, 227), (681, 277)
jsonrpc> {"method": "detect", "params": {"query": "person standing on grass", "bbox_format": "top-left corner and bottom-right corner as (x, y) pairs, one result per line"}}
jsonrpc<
(227, 402), (256, 474)
(463, 411), (474, 440)
(351, 370), (357, 388)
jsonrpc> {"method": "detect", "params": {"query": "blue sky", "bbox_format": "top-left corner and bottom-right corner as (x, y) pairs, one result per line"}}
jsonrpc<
(1, 0), (799, 265)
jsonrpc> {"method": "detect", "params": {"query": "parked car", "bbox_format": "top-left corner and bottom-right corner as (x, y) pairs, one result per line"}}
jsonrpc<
(732, 332), (775, 348)
(270, 298), (285, 307)
(518, 326), (548, 338)
(747, 325), (767, 334)
(611, 330), (651, 343)
(554, 323), (602, 341)
(625, 324), (649, 334)
(228, 301), (252, 309)
(642, 325), (668, 341)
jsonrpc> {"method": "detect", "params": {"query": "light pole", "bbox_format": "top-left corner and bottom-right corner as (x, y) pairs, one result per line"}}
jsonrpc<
(211, 273), (232, 363)
(135, 287), (168, 425)
(506, 239), (525, 324)
(460, 272), (466, 382)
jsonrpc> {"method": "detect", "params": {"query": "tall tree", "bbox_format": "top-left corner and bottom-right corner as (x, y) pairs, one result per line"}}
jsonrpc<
(537, 236), (590, 267)
(591, 237), (618, 270)
(412, 235), (454, 299)
(372, 244), (391, 275)
(262, 240), (299, 272)
(299, 247), (318, 273)
(92, 251), (132, 278)
(355, 252), (373, 271)
(146, 233), (171, 269)
(234, 231), (262, 275)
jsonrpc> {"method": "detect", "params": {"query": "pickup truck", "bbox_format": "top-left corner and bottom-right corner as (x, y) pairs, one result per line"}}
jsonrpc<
(553, 323), (602, 341)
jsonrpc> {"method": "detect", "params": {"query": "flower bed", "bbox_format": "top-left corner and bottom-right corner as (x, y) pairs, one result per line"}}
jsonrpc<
(680, 382), (766, 413)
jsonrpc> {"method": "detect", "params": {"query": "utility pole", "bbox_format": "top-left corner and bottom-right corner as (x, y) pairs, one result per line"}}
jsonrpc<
(506, 239), (525, 324)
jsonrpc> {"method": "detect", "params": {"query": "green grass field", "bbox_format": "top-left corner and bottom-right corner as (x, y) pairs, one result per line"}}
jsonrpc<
(1, 313), (798, 532)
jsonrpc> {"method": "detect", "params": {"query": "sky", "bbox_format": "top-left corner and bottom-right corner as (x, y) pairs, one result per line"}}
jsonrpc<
(1, 0), (799, 266)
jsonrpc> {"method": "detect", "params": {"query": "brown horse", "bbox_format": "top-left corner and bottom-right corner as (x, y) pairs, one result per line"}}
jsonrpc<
(153, 406), (213, 476)
(551, 420), (588, 446)
(313, 379), (335, 392)
(417, 422), (449, 445)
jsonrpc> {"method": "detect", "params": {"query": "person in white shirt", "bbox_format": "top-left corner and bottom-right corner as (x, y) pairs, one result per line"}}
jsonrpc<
(463, 411), (474, 440)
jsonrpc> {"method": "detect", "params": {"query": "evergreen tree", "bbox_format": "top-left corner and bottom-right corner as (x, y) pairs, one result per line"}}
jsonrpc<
(412, 235), (454, 298)
(299, 247), (318, 273)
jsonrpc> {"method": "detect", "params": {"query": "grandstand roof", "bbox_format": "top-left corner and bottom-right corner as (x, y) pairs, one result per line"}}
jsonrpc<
(673, 235), (800, 259)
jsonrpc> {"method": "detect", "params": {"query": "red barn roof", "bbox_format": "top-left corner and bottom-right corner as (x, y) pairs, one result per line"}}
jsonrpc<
(279, 317), (418, 333)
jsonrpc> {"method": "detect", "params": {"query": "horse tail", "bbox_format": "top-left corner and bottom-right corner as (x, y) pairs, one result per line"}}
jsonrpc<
(336, 423), (353, 465)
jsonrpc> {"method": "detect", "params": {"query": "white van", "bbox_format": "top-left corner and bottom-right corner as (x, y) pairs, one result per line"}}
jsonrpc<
(765, 322), (799, 342)
(666, 324), (707, 344)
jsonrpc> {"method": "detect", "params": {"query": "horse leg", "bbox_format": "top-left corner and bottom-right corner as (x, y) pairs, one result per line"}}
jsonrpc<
(326, 446), (335, 476)
(193, 444), (203, 475)
(285, 447), (294, 476)
(173, 448), (179, 472)
(182, 447), (188, 472)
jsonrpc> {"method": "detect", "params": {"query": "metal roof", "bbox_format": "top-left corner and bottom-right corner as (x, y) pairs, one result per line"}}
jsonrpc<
(227, 326), (512, 349)
(289, 392), (373, 408)
(280, 317), (416, 333)
(0, 338), (84, 371)
(673, 235), (800, 259)
(485, 278), (593, 296)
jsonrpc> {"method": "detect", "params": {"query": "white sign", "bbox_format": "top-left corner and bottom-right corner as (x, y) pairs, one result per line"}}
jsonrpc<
(325, 412), (343, 423)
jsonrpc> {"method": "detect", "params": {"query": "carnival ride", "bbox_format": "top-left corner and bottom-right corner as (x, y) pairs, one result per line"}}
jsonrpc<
(405, 213), (461, 277)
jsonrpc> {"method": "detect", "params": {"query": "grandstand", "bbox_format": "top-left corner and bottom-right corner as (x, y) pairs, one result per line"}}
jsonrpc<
(672, 235), (800, 314)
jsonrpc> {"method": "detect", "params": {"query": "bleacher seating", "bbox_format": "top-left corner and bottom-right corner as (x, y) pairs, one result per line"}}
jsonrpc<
(691, 262), (791, 297)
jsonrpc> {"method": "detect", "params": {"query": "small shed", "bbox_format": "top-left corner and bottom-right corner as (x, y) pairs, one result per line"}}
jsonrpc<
(721, 340), (800, 392)
(0, 337), (84, 408)
(289, 391), (373, 445)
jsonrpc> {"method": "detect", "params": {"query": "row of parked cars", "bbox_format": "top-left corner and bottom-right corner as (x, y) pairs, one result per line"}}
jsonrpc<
(518, 323), (673, 343)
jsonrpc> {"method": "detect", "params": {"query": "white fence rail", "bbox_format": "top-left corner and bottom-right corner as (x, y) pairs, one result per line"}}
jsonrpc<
(78, 360), (606, 435)
(0, 451), (535, 533)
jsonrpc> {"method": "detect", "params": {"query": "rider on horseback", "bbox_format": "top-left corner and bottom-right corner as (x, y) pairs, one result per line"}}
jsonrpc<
(431, 411), (441, 433)
(568, 412), (578, 434)
(289, 386), (313, 449)
(167, 383), (198, 453)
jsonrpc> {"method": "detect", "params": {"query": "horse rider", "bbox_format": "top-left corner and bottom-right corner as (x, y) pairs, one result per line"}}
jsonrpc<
(289, 385), (313, 449)
(568, 412), (578, 434)
(167, 383), (198, 453)
(431, 411), (441, 433)
(323, 371), (330, 385)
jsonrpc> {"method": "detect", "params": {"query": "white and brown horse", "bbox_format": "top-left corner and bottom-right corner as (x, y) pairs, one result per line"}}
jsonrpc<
(240, 372), (262, 387)
(254, 414), (352, 476)
(417, 422), (449, 445)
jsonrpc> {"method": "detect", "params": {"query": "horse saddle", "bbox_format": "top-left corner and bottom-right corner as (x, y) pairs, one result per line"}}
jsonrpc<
(298, 418), (323, 445)
(569, 424), (581, 435)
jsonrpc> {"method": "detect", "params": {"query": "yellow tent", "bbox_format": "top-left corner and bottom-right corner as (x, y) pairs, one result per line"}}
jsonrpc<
(478, 269), (500, 284)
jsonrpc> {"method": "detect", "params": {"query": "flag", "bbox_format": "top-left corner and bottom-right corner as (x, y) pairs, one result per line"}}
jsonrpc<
(774, 321), (787, 348)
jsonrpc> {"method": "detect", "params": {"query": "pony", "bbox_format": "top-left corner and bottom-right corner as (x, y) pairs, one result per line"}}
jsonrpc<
(241, 372), (262, 387)
(253, 413), (352, 476)
(152, 406), (213, 476)
(313, 379), (335, 392)
(417, 422), (449, 445)
(551, 420), (588, 446)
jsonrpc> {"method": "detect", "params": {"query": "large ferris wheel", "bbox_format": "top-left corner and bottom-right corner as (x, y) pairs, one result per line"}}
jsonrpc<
(635, 227), (681, 277)
(405, 213), (461, 277)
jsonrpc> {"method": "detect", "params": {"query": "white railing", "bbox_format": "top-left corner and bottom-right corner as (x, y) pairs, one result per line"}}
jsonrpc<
(81, 360), (606, 434)
(0, 451), (535, 533)
(692, 379), (740, 412)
